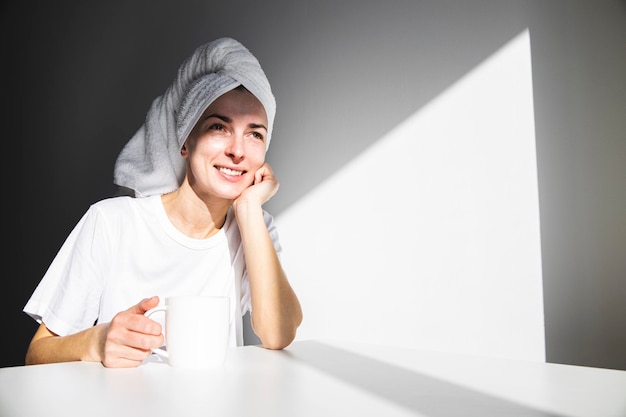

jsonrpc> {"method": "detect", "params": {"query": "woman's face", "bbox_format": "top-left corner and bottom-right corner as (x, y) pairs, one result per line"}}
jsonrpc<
(182, 87), (268, 201)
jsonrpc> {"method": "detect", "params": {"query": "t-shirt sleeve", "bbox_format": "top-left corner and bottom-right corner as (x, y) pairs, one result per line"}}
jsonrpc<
(23, 204), (109, 336)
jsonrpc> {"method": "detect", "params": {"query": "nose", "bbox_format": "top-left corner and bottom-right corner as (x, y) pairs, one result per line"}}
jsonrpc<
(225, 133), (245, 163)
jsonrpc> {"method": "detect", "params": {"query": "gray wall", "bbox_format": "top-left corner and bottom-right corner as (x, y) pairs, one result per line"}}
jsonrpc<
(2, 0), (624, 370)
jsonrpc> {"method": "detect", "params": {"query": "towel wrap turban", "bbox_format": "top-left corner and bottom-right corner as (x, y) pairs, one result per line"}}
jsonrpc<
(113, 37), (276, 197)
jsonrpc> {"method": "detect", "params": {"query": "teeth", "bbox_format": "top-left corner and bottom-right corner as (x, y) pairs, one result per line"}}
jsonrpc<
(218, 167), (243, 176)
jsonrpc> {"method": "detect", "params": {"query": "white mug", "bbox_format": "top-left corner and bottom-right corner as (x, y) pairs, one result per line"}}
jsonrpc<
(144, 295), (230, 368)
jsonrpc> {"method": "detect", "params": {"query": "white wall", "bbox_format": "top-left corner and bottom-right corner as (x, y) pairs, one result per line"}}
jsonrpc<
(276, 30), (545, 361)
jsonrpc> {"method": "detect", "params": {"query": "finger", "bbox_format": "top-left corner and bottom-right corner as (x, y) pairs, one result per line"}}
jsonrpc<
(102, 357), (145, 368)
(127, 296), (160, 315)
(255, 166), (266, 184)
(109, 310), (162, 339)
(119, 324), (164, 349)
(102, 343), (153, 368)
(139, 296), (160, 312)
(131, 313), (163, 336)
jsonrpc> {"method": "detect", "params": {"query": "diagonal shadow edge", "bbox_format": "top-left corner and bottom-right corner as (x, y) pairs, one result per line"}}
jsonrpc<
(280, 340), (566, 417)
(265, 25), (534, 217)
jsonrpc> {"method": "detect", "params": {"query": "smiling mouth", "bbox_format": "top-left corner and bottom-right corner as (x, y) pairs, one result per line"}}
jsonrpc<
(217, 166), (245, 176)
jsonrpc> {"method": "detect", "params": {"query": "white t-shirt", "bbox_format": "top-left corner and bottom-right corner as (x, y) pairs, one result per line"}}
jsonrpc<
(23, 195), (282, 347)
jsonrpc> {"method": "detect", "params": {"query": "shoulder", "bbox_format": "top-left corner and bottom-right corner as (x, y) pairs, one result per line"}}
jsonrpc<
(90, 195), (157, 210)
(90, 195), (133, 209)
(86, 195), (159, 222)
(88, 195), (135, 215)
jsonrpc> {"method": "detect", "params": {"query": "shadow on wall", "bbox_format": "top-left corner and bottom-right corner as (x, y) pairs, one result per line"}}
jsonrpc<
(276, 29), (545, 362)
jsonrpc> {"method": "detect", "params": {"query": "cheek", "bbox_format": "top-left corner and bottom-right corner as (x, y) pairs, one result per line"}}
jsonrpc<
(248, 145), (266, 166)
(193, 138), (221, 155)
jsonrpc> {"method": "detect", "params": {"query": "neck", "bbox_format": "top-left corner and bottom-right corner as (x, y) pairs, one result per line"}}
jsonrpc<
(161, 186), (231, 239)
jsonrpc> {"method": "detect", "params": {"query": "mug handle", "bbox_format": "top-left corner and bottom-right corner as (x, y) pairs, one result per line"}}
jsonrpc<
(144, 306), (169, 359)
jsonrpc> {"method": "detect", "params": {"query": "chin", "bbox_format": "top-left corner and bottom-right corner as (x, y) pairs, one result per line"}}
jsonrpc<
(214, 188), (246, 201)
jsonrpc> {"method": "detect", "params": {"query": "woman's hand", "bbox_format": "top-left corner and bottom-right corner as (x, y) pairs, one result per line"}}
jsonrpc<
(100, 296), (164, 368)
(25, 296), (164, 367)
(234, 163), (279, 209)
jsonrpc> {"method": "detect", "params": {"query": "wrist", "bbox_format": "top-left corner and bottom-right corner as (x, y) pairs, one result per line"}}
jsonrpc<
(82, 323), (107, 362)
(233, 197), (262, 220)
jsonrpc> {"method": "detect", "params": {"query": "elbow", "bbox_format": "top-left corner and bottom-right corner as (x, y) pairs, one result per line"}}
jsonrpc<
(255, 314), (302, 350)
(260, 329), (297, 350)
(24, 338), (43, 366)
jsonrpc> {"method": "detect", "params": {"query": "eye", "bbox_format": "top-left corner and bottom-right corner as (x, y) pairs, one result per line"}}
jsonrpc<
(209, 123), (226, 131)
(250, 131), (265, 141)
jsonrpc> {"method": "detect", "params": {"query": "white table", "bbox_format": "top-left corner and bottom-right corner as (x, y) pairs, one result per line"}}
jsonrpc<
(1, 339), (624, 417)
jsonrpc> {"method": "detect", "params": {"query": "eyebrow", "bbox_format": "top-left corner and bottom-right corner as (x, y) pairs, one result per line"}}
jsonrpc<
(205, 113), (267, 131)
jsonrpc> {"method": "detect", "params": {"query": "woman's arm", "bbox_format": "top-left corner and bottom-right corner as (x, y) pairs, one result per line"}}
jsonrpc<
(25, 296), (164, 367)
(25, 322), (108, 365)
(234, 164), (302, 349)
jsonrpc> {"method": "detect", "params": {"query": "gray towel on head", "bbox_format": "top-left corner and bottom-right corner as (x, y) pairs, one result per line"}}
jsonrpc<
(113, 37), (276, 197)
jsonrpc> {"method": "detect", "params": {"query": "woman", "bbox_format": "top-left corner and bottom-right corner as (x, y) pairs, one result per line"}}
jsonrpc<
(23, 38), (302, 368)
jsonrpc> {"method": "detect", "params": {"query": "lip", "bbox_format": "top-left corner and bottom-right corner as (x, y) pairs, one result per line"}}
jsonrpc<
(215, 165), (247, 179)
